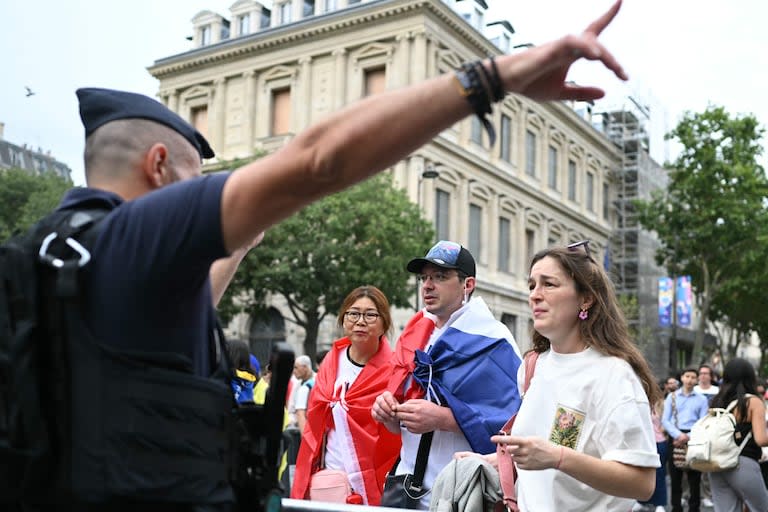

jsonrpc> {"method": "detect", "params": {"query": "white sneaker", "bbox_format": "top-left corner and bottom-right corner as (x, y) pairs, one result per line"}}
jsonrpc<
(702, 498), (714, 507)
(631, 503), (645, 512)
(654, 507), (666, 512)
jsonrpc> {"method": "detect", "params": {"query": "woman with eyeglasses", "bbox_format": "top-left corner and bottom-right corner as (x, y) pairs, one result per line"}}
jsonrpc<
(291, 285), (401, 505)
(490, 243), (661, 511)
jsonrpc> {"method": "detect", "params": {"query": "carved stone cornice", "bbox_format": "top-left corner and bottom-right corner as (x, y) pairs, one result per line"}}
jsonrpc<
(148, 0), (495, 79)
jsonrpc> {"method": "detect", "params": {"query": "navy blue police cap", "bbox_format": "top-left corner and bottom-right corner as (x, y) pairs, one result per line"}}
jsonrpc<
(76, 87), (215, 159)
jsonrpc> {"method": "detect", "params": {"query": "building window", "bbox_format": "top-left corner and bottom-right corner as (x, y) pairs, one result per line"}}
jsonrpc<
(348, 0), (361, 4)
(586, 172), (594, 212)
(469, 204), (482, 261)
(436, 189), (450, 241)
(191, 106), (209, 138)
(323, 0), (337, 11)
(363, 67), (386, 96)
(498, 217), (510, 272)
(10, 148), (23, 168)
(525, 130), (536, 177)
(200, 25), (211, 46)
(548, 146), (558, 190)
(279, 1), (292, 24)
(271, 88), (292, 135)
(238, 14), (250, 35)
(603, 182), (610, 219)
(470, 117), (483, 145)
(260, 9), (271, 28)
(500, 114), (511, 162)
(474, 8), (484, 30)
(303, 0), (315, 17)
(220, 20), (230, 40)
(501, 313), (517, 339)
(525, 229), (535, 271)
(567, 160), (576, 201)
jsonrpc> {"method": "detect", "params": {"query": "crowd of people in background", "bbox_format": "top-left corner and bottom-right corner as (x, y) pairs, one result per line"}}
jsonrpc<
(626, 364), (768, 512)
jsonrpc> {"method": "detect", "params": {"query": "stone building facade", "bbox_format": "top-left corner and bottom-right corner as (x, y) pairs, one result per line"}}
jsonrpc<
(148, 0), (621, 362)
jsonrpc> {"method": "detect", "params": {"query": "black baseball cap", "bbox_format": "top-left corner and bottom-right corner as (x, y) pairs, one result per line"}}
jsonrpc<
(76, 87), (215, 159)
(407, 240), (476, 277)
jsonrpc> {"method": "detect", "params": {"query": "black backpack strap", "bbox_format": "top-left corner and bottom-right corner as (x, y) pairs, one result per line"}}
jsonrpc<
(36, 209), (109, 298)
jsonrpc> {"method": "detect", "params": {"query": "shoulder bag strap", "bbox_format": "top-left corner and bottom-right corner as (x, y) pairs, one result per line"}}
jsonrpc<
(727, 395), (754, 452)
(410, 430), (434, 490)
(671, 391), (679, 429)
(498, 351), (540, 512)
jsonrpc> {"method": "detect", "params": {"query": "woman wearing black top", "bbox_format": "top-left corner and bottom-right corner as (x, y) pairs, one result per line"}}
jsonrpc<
(708, 358), (768, 512)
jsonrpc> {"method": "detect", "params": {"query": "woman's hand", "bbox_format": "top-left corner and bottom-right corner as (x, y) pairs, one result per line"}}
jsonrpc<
(491, 433), (561, 470)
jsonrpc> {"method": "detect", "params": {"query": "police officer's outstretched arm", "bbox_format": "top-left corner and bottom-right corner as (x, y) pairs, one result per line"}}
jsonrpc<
(219, 1), (626, 253)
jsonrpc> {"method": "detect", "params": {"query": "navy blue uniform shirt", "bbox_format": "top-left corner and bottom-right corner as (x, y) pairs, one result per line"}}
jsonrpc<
(57, 173), (230, 376)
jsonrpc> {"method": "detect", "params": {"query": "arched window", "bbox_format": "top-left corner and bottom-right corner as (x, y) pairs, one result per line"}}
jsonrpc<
(248, 307), (286, 366)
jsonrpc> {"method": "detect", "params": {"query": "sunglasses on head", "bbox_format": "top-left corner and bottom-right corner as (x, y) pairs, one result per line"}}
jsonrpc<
(566, 240), (591, 258)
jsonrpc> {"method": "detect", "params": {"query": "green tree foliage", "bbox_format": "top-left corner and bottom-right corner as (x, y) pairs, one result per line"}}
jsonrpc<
(0, 168), (72, 241)
(219, 173), (435, 360)
(635, 105), (768, 365)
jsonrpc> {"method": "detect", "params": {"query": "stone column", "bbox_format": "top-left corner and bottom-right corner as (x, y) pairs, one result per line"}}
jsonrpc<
(395, 33), (411, 87)
(213, 78), (227, 155)
(332, 48), (347, 109)
(410, 30), (427, 83)
(299, 56), (312, 130)
(243, 70), (257, 152)
(167, 89), (179, 114)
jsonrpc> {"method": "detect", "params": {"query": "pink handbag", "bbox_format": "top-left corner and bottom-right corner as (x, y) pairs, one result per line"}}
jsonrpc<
(496, 351), (539, 512)
(309, 468), (352, 503)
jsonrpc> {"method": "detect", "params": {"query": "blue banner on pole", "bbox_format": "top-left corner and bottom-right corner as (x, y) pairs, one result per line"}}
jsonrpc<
(658, 277), (673, 327)
(676, 276), (692, 327)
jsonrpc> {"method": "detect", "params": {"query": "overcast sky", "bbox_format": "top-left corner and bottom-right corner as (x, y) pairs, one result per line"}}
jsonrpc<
(2, 0), (766, 185)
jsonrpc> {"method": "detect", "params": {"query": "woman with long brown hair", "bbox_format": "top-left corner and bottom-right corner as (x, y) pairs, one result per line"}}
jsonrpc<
(492, 241), (660, 511)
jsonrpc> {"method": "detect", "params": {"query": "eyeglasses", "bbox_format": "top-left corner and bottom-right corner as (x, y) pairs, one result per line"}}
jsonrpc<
(567, 240), (591, 258)
(343, 311), (381, 324)
(417, 271), (456, 283)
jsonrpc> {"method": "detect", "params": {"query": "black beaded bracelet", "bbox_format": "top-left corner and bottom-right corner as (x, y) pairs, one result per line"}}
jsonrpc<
(454, 60), (498, 145)
(486, 56), (505, 102)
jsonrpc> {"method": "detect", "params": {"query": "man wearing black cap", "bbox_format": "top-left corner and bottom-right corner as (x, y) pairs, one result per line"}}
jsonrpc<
(26, 4), (626, 508)
(372, 241), (522, 509)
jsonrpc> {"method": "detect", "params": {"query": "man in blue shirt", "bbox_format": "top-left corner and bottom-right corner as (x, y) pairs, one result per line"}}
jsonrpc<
(662, 368), (710, 512)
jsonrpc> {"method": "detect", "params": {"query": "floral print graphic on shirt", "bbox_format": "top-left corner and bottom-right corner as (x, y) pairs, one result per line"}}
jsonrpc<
(549, 405), (585, 449)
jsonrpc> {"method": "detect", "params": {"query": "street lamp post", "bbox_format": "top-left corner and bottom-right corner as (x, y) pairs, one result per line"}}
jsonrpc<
(415, 165), (439, 310)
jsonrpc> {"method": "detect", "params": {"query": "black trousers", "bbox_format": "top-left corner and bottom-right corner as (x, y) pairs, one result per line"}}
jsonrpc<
(669, 459), (701, 512)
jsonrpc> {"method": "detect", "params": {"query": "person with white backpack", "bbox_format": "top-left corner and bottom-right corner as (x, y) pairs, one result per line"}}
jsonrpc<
(706, 358), (768, 512)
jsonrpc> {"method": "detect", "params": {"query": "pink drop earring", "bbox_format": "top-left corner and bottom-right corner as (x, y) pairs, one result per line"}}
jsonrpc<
(578, 307), (589, 320)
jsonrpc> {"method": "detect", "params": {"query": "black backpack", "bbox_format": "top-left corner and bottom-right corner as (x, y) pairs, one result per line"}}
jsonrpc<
(0, 207), (108, 503)
(0, 205), (294, 510)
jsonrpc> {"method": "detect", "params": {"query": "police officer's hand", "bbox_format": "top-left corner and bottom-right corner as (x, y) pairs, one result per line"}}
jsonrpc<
(372, 391), (401, 433)
(396, 399), (459, 434)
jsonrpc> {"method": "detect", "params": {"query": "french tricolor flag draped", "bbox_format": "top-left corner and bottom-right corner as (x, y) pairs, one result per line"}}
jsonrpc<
(291, 336), (400, 505)
(389, 298), (522, 454)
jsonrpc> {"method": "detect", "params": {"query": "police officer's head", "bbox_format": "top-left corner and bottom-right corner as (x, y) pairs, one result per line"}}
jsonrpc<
(76, 88), (214, 195)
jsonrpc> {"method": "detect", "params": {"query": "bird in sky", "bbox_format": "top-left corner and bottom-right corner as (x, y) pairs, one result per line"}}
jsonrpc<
(25, 86), (35, 97)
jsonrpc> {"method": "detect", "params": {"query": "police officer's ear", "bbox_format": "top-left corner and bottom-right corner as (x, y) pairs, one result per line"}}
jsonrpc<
(142, 143), (173, 188)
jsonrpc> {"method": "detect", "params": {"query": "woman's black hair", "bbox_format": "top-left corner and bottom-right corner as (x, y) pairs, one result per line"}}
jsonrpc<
(226, 338), (252, 372)
(710, 358), (759, 420)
